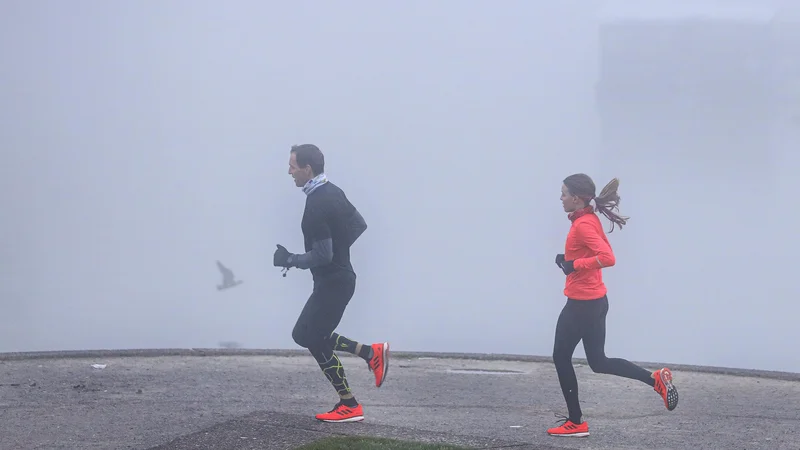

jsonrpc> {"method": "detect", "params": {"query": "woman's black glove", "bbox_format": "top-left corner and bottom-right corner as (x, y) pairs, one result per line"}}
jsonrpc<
(555, 253), (575, 275)
(555, 254), (565, 268)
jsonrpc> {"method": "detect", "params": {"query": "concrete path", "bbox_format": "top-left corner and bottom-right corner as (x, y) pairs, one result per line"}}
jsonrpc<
(0, 350), (798, 450)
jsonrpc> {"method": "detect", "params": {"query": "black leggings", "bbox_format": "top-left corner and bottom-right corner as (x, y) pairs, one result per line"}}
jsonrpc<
(292, 273), (356, 355)
(292, 272), (359, 398)
(553, 296), (655, 423)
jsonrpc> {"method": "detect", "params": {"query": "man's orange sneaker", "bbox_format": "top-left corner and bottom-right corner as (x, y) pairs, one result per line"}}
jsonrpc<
(315, 402), (364, 423)
(547, 416), (589, 437)
(368, 342), (390, 387)
(653, 367), (679, 411)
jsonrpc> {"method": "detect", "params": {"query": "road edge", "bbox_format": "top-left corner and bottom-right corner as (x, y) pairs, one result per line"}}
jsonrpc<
(0, 348), (797, 382)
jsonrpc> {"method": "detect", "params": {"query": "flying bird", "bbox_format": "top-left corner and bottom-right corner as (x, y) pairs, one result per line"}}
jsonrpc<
(216, 260), (243, 291)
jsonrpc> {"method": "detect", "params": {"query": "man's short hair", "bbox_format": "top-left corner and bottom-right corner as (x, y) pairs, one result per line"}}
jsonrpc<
(291, 144), (325, 175)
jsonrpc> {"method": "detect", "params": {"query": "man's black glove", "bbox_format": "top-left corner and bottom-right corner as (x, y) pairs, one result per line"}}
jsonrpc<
(555, 253), (565, 268)
(273, 244), (292, 267)
(560, 260), (575, 276)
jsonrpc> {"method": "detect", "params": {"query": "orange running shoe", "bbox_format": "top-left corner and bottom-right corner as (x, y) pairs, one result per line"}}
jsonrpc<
(547, 415), (589, 437)
(653, 367), (679, 411)
(367, 342), (390, 387)
(315, 402), (364, 423)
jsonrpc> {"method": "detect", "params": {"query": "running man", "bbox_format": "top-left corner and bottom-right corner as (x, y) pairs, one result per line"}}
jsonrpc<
(547, 174), (678, 437)
(273, 144), (389, 423)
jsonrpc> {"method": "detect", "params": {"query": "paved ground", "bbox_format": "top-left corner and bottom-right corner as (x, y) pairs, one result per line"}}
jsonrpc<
(0, 350), (798, 450)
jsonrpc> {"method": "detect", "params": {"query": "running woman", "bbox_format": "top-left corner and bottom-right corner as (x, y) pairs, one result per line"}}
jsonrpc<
(547, 174), (678, 437)
(274, 144), (389, 423)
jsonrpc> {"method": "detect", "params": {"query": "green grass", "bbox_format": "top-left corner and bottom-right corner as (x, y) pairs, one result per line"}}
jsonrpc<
(295, 436), (469, 450)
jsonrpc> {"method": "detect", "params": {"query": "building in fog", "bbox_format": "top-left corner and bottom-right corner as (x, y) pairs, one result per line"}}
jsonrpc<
(769, 5), (800, 185)
(591, 2), (800, 305)
(595, 2), (782, 183)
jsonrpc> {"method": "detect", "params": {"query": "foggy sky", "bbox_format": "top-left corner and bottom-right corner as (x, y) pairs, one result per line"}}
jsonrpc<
(2, 0), (799, 373)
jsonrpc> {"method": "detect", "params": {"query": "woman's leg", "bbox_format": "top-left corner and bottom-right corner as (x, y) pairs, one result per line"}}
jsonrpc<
(582, 296), (679, 410)
(552, 300), (586, 424)
(581, 296), (655, 385)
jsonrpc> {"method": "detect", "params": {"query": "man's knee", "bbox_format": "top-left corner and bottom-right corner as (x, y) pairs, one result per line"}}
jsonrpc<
(292, 323), (311, 349)
(293, 324), (331, 353)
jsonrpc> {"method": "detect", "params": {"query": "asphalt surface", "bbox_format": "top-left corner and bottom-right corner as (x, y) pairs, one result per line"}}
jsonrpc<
(0, 350), (798, 450)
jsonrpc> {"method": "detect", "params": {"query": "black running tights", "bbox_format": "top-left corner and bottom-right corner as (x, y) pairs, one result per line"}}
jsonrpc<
(292, 273), (358, 399)
(553, 296), (655, 423)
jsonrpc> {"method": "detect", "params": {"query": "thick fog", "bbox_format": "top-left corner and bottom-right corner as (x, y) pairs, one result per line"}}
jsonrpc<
(2, 0), (799, 373)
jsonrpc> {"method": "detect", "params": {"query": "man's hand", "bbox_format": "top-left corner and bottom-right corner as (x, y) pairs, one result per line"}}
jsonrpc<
(560, 260), (575, 276)
(273, 244), (292, 267)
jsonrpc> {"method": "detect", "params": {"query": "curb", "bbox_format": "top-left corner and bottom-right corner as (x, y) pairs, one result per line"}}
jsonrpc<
(0, 348), (797, 382)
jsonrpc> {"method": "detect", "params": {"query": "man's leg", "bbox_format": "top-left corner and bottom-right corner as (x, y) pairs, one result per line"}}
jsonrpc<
(548, 300), (589, 437)
(310, 345), (357, 403)
(292, 292), (348, 398)
(330, 333), (373, 361)
(291, 273), (364, 422)
(329, 332), (390, 388)
(582, 297), (678, 411)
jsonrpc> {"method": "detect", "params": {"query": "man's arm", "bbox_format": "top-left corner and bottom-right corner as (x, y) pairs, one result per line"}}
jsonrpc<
(289, 207), (334, 270)
(347, 209), (367, 246)
(289, 238), (333, 269)
(572, 222), (615, 270)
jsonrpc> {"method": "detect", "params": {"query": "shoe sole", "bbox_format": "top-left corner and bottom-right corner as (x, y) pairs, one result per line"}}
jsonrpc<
(659, 368), (679, 411)
(376, 342), (390, 388)
(548, 432), (589, 438)
(318, 415), (365, 423)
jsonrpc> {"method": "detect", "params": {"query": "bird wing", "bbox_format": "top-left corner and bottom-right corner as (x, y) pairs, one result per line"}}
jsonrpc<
(217, 261), (234, 279)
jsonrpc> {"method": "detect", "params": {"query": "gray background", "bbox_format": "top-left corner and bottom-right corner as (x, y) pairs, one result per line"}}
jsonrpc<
(2, 0), (799, 372)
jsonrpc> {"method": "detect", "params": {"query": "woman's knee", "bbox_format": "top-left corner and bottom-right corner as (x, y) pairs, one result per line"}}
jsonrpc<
(586, 354), (610, 373)
(552, 345), (572, 366)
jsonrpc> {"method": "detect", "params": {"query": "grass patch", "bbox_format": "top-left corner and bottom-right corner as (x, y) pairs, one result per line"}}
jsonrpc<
(295, 436), (469, 450)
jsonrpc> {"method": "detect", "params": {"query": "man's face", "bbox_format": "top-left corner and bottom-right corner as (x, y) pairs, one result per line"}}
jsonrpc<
(560, 183), (581, 213)
(288, 152), (312, 187)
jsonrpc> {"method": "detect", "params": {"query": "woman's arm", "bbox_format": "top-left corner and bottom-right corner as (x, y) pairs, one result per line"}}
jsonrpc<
(572, 221), (615, 270)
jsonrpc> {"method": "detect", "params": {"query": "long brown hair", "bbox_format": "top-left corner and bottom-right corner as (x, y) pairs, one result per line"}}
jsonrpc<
(563, 173), (629, 233)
